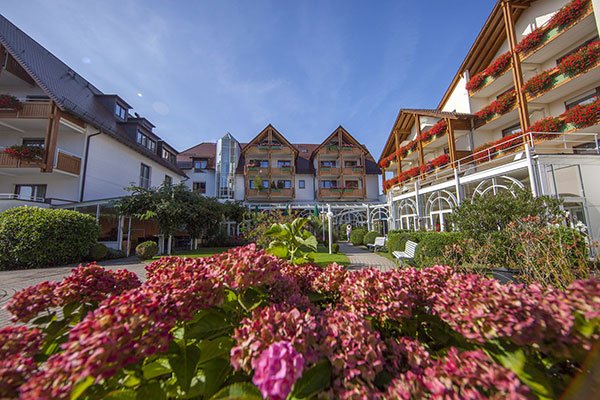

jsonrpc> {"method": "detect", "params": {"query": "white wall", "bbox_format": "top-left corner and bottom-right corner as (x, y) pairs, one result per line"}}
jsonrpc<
(295, 174), (314, 201)
(365, 175), (379, 201)
(182, 169), (216, 197)
(442, 75), (471, 114)
(234, 174), (245, 201)
(83, 133), (183, 201)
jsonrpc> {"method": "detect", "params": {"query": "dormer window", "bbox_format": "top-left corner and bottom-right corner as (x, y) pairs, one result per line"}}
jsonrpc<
(194, 159), (208, 171)
(137, 130), (156, 152)
(162, 149), (176, 164)
(115, 103), (128, 120)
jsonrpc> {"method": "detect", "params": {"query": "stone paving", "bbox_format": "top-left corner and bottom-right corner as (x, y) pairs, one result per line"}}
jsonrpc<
(0, 257), (149, 327)
(337, 242), (398, 272)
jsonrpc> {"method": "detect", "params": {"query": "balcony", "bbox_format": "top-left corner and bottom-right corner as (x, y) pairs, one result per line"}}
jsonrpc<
(0, 101), (51, 119)
(341, 187), (364, 199)
(319, 187), (342, 199)
(340, 146), (362, 156)
(0, 150), (42, 168)
(270, 188), (294, 199)
(342, 166), (363, 176)
(0, 147), (81, 175)
(271, 166), (294, 175)
(246, 188), (269, 199)
(271, 146), (294, 155)
(318, 166), (341, 176)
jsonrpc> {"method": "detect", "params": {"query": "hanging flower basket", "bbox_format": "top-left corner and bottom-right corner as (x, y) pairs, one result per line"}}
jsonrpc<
(5, 145), (44, 161)
(0, 95), (23, 111)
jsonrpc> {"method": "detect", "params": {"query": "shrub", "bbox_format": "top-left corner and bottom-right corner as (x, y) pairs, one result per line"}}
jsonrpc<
(2, 245), (600, 399)
(0, 206), (100, 269)
(88, 243), (108, 261)
(414, 232), (463, 267)
(136, 240), (158, 260)
(106, 248), (127, 259)
(332, 243), (340, 253)
(363, 230), (379, 245)
(349, 228), (367, 246)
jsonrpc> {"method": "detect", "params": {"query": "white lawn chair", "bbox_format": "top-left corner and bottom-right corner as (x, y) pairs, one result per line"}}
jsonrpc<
(392, 240), (418, 267)
(367, 236), (386, 252)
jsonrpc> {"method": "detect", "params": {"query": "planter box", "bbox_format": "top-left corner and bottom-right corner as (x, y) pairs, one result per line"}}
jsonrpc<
(248, 166), (259, 171)
(327, 146), (339, 151)
(271, 188), (282, 193)
(344, 188), (355, 193)
(352, 167), (363, 172)
(281, 166), (292, 171)
(258, 145), (269, 150)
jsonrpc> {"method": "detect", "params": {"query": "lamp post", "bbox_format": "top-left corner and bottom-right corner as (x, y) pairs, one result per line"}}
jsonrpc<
(327, 204), (334, 254)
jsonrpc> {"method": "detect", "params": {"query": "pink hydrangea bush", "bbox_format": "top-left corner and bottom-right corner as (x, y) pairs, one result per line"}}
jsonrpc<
(1, 244), (599, 399)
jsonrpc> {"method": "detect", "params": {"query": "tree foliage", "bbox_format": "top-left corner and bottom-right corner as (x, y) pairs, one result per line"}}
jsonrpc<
(265, 217), (318, 264)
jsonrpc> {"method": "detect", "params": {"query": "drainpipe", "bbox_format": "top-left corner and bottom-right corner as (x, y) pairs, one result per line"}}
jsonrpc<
(79, 130), (102, 202)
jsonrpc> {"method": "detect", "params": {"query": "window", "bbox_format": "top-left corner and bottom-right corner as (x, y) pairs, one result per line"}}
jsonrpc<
(25, 95), (49, 102)
(345, 181), (359, 188)
(262, 180), (269, 189)
(22, 138), (45, 147)
(277, 180), (292, 189)
(320, 180), (338, 188)
(259, 160), (269, 168)
(565, 90), (599, 110)
(249, 180), (256, 189)
(194, 159), (208, 170)
(277, 160), (291, 167)
(137, 131), (156, 153)
(15, 184), (46, 201)
(193, 182), (206, 194)
(115, 103), (128, 120)
(301, 148), (308, 153)
(162, 149), (176, 164)
(140, 164), (151, 189)
(321, 160), (336, 168)
(443, 146), (450, 155)
(164, 175), (172, 185)
(502, 123), (522, 137)
(344, 160), (358, 167)
(299, 180), (305, 189)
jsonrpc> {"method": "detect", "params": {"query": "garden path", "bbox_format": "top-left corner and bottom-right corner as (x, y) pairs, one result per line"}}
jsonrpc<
(0, 257), (148, 327)
(337, 242), (397, 272)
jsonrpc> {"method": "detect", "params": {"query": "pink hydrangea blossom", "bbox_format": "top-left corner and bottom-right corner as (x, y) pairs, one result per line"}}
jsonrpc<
(0, 327), (43, 398)
(252, 341), (304, 400)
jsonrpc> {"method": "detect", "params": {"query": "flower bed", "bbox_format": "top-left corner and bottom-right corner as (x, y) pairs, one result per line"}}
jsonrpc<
(2, 247), (599, 399)
(522, 69), (554, 96)
(475, 90), (516, 122)
(5, 145), (44, 161)
(558, 41), (600, 76)
(0, 94), (22, 111)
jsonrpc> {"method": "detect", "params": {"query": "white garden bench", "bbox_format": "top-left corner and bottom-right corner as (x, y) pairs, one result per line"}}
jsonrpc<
(367, 236), (386, 252)
(393, 240), (418, 267)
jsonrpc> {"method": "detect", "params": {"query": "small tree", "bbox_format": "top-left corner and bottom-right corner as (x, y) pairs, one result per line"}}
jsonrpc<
(253, 175), (263, 191)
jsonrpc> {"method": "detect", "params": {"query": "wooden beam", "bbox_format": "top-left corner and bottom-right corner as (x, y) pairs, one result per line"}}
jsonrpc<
(394, 131), (402, 176)
(446, 118), (457, 163)
(416, 115), (424, 166)
(502, 1), (530, 134)
(42, 103), (60, 172)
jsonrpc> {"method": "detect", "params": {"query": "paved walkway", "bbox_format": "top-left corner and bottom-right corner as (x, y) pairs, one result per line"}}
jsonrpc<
(0, 257), (149, 327)
(338, 242), (397, 272)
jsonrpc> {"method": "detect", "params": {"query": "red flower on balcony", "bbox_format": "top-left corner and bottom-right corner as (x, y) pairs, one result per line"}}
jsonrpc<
(5, 145), (44, 161)
(515, 26), (546, 54)
(484, 52), (512, 77)
(475, 90), (517, 122)
(418, 120), (447, 143)
(431, 154), (451, 168)
(407, 140), (419, 152)
(564, 97), (600, 128)
(527, 117), (565, 139)
(522, 69), (555, 96)
(548, 0), (588, 30)
(558, 41), (600, 76)
(0, 94), (23, 111)
(466, 71), (487, 92)
(419, 162), (433, 174)
(405, 166), (420, 178)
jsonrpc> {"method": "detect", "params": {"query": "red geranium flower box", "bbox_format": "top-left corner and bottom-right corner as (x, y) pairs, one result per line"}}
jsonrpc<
(515, 26), (546, 54)
(549, 0), (588, 30)
(0, 94), (23, 111)
(564, 97), (600, 128)
(5, 145), (44, 161)
(558, 41), (600, 76)
(522, 69), (555, 96)
(484, 52), (512, 77)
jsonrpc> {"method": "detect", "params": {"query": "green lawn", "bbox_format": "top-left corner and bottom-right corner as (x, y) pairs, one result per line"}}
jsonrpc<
(152, 245), (350, 268)
(152, 247), (233, 259)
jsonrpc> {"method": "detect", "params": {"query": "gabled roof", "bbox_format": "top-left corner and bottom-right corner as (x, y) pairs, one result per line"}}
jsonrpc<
(311, 125), (368, 158)
(380, 109), (475, 162)
(0, 15), (185, 176)
(177, 142), (217, 169)
(438, 0), (534, 110)
(242, 124), (298, 156)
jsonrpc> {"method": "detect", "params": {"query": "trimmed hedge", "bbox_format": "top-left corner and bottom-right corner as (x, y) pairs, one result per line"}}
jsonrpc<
(349, 228), (367, 246)
(89, 243), (108, 260)
(387, 231), (430, 255)
(136, 240), (159, 260)
(363, 230), (380, 246)
(0, 206), (100, 270)
(332, 243), (340, 254)
(414, 232), (464, 267)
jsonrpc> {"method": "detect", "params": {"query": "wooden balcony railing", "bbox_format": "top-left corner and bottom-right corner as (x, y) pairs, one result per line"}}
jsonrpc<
(55, 150), (81, 175)
(270, 188), (294, 198)
(246, 188), (269, 198)
(319, 167), (341, 176)
(270, 166), (294, 175)
(341, 187), (364, 198)
(342, 166), (363, 176)
(340, 146), (362, 156)
(0, 151), (42, 168)
(319, 187), (343, 198)
(0, 102), (51, 119)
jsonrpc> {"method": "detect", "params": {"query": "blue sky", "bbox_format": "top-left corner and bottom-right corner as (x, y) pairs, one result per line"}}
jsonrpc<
(2, 1), (492, 159)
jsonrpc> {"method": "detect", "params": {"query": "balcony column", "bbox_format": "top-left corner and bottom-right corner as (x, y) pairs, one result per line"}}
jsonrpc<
(394, 130), (402, 176)
(416, 115), (425, 166)
(42, 103), (60, 173)
(501, 1), (530, 133)
(446, 118), (457, 163)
